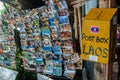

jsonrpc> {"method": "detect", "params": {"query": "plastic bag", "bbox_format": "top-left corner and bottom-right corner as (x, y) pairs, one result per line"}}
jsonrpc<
(37, 73), (53, 80)
(0, 67), (18, 80)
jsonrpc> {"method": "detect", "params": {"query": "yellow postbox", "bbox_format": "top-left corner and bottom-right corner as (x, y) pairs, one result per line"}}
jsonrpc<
(81, 8), (117, 64)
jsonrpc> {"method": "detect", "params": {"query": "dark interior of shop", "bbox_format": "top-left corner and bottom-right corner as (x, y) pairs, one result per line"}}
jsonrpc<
(18, 0), (45, 9)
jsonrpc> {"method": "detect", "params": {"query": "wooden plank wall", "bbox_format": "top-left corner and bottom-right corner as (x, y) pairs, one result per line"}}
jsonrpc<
(94, 63), (108, 80)
(99, 0), (108, 8)
(99, 0), (116, 8)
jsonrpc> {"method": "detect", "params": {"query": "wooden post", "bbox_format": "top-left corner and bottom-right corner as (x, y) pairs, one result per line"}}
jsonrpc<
(77, 7), (82, 51)
(71, 0), (86, 40)
(109, 0), (116, 8)
(73, 6), (78, 39)
(108, 63), (113, 80)
(108, 0), (116, 8)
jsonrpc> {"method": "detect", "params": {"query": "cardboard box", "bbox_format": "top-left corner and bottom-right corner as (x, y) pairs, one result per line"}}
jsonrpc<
(81, 8), (117, 64)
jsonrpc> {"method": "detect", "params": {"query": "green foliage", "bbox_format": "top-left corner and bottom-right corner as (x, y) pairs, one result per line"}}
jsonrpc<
(15, 48), (37, 80)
